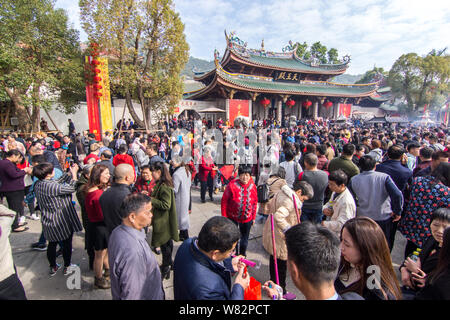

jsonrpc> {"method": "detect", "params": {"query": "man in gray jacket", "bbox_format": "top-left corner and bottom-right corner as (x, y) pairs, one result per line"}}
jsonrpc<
(348, 155), (403, 250)
(108, 193), (164, 300)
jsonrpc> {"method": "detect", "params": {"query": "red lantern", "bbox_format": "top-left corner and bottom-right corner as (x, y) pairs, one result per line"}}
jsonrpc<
(93, 76), (102, 83)
(260, 98), (270, 108)
(324, 101), (333, 108)
(286, 99), (295, 107)
(302, 100), (312, 109)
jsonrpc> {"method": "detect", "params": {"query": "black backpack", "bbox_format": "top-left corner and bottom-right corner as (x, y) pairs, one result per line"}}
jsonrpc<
(257, 178), (279, 203)
(257, 184), (270, 203)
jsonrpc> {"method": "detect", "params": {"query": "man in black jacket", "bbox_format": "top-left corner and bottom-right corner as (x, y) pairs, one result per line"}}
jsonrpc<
(63, 135), (79, 165)
(99, 164), (135, 235)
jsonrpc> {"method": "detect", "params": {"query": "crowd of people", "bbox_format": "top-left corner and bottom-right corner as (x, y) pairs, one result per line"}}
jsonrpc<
(0, 115), (449, 301)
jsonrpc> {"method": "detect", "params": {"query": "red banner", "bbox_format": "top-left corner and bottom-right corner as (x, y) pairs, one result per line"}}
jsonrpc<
(228, 99), (250, 126)
(85, 56), (102, 141)
(338, 103), (352, 118)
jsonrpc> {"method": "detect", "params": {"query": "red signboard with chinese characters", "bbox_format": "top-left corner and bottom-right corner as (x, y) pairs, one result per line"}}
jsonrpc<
(85, 56), (102, 141)
(338, 103), (352, 118)
(228, 99), (250, 126)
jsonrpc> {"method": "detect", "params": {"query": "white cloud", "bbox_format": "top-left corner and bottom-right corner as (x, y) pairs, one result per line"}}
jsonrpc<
(54, 0), (450, 75)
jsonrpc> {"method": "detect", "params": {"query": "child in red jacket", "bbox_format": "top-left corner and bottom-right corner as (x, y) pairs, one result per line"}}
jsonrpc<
(221, 165), (258, 256)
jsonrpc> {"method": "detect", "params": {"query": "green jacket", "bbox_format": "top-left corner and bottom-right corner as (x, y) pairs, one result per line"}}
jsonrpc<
(75, 174), (89, 230)
(328, 156), (360, 180)
(151, 181), (179, 247)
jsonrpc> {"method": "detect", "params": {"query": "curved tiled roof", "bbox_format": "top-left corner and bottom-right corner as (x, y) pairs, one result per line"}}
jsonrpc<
(184, 66), (378, 100)
(226, 44), (350, 75)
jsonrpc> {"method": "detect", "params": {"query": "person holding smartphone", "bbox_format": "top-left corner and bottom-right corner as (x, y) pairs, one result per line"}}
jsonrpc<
(400, 208), (450, 299)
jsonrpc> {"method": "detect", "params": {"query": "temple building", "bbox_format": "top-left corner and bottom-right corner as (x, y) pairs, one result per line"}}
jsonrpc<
(179, 31), (388, 124)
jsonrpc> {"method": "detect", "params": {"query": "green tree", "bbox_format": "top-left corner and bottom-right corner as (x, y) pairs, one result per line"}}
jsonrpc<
(294, 41), (308, 59)
(327, 48), (339, 64)
(0, 0), (85, 132)
(80, 0), (189, 130)
(294, 41), (340, 64)
(388, 50), (450, 112)
(310, 41), (328, 64)
(356, 66), (388, 84)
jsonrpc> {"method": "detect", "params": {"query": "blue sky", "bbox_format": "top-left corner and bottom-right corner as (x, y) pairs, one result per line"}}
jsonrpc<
(56, 0), (450, 75)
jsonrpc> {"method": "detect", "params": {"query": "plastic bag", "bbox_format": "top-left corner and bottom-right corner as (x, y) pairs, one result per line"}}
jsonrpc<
(244, 276), (261, 300)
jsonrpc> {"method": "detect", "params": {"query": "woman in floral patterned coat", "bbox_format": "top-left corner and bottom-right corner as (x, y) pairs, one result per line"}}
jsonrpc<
(398, 162), (450, 258)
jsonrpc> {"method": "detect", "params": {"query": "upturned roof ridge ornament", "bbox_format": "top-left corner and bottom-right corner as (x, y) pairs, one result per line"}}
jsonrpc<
(342, 55), (351, 63)
(282, 40), (295, 53)
(214, 48), (220, 62)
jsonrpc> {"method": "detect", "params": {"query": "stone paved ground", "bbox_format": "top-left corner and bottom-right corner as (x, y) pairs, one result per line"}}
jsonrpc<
(9, 187), (406, 300)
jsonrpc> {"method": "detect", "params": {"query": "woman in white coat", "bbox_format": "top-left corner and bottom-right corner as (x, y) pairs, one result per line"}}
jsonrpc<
(322, 169), (356, 236)
(171, 158), (192, 241)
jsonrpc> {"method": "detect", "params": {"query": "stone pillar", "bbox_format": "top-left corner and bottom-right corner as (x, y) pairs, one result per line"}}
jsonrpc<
(298, 104), (302, 120)
(277, 99), (282, 123)
(313, 101), (319, 120)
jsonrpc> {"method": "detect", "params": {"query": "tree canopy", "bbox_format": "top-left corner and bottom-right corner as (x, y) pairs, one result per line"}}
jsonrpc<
(0, 0), (85, 132)
(294, 41), (340, 64)
(388, 49), (449, 112)
(80, 0), (189, 130)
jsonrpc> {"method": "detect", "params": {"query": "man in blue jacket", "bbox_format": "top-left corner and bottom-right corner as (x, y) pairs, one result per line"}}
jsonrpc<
(376, 145), (412, 194)
(173, 216), (249, 300)
(375, 145), (412, 251)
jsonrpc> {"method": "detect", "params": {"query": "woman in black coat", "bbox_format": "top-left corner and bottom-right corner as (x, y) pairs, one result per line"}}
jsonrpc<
(415, 224), (450, 300)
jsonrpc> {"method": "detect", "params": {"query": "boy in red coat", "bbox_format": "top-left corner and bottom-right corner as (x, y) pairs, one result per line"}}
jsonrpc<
(221, 165), (258, 256)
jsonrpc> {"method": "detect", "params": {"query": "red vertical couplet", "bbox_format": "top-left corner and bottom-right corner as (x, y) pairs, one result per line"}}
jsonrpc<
(85, 56), (102, 141)
(228, 99), (250, 126)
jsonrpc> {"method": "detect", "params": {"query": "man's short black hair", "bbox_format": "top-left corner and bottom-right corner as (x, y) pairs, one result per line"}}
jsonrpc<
(432, 150), (450, 161)
(328, 169), (348, 186)
(359, 155), (377, 171)
(31, 154), (46, 165)
(120, 193), (152, 219)
(342, 143), (355, 156)
(32, 162), (54, 180)
(197, 216), (240, 253)
(387, 144), (405, 160)
(406, 142), (421, 152)
(419, 146), (434, 159)
(316, 144), (327, 156)
(284, 148), (296, 162)
(285, 222), (340, 286)
(101, 150), (113, 159)
(238, 164), (252, 176)
(147, 142), (158, 153)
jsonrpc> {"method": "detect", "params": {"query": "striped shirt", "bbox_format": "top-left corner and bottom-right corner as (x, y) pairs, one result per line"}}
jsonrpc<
(34, 174), (82, 242)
